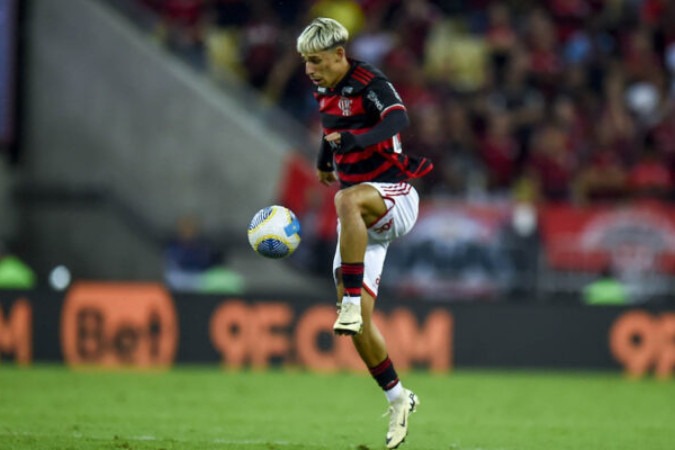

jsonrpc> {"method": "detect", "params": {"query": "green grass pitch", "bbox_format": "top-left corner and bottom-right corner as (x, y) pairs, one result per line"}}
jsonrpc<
(0, 365), (673, 450)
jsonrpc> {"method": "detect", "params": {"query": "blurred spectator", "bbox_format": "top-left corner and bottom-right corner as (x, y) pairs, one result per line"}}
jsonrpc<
(263, 45), (317, 122)
(547, 0), (594, 44)
(436, 102), (483, 196)
(349, 11), (397, 67)
(406, 104), (447, 190)
(500, 201), (541, 299)
(0, 242), (36, 290)
(204, 27), (243, 80)
(309, 0), (365, 36)
(144, 0), (208, 68)
(564, 29), (612, 73)
(478, 111), (519, 194)
(525, 122), (577, 203)
(598, 70), (638, 162)
(424, 19), (489, 93)
(203, 0), (251, 81)
(484, 2), (518, 86)
(621, 27), (662, 84)
(391, 0), (442, 65)
(386, 53), (438, 113)
(640, 0), (670, 27)
(406, 101), (481, 197)
(574, 134), (628, 205)
(523, 8), (564, 97)
(626, 75), (672, 130)
(650, 106), (675, 172)
(239, 2), (284, 89)
(627, 136), (674, 201)
(551, 95), (589, 158)
(484, 49), (545, 162)
(163, 215), (243, 293)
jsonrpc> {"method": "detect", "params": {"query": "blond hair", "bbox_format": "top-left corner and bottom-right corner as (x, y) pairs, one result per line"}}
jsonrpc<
(296, 17), (349, 54)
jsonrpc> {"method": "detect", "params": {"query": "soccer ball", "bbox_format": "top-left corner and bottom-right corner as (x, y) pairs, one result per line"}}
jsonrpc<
(247, 205), (302, 259)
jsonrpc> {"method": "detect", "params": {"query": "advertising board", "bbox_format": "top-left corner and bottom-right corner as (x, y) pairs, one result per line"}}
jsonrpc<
(1, 285), (673, 378)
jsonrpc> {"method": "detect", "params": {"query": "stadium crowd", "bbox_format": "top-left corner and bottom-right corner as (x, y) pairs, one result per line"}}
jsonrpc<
(136, 0), (675, 205)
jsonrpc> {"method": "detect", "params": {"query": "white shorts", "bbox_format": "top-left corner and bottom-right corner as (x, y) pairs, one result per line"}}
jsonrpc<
(333, 182), (420, 298)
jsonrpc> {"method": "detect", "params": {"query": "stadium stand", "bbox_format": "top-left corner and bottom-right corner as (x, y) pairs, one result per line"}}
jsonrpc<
(125, 0), (675, 204)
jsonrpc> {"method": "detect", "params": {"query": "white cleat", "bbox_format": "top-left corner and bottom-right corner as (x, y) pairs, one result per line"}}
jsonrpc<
(385, 389), (419, 449)
(332, 302), (363, 335)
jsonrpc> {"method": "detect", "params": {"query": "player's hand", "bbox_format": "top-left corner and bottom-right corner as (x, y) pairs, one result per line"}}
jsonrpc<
(317, 169), (337, 186)
(324, 132), (342, 147)
(325, 132), (359, 153)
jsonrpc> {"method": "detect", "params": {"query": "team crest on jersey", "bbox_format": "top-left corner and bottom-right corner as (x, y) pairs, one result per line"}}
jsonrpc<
(338, 97), (352, 116)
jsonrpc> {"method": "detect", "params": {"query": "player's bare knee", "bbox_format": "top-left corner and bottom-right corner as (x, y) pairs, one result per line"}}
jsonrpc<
(335, 187), (379, 222)
(334, 189), (359, 215)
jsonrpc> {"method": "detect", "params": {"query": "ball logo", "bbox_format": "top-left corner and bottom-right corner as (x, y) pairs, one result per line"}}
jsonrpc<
(61, 283), (178, 368)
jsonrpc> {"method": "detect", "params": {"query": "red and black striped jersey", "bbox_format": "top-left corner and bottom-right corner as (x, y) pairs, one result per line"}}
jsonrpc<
(314, 59), (433, 188)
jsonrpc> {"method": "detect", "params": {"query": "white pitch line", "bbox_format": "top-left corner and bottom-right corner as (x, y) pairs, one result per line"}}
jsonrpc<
(0, 431), (328, 447)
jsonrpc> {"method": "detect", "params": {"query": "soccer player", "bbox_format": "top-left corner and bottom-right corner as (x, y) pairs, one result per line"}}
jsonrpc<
(297, 17), (433, 449)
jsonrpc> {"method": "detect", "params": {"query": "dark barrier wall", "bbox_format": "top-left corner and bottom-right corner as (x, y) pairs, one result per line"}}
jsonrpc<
(1, 283), (673, 378)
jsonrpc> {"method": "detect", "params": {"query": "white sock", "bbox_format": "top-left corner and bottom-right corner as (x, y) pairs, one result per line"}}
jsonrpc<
(341, 295), (361, 306)
(385, 381), (404, 403)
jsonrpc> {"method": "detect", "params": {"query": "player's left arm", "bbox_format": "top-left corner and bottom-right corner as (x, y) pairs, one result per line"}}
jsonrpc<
(325, 79), (409, 152)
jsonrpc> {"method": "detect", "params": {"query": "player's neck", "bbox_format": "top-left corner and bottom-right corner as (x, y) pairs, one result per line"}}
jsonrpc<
(328, 60), (352, 89)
